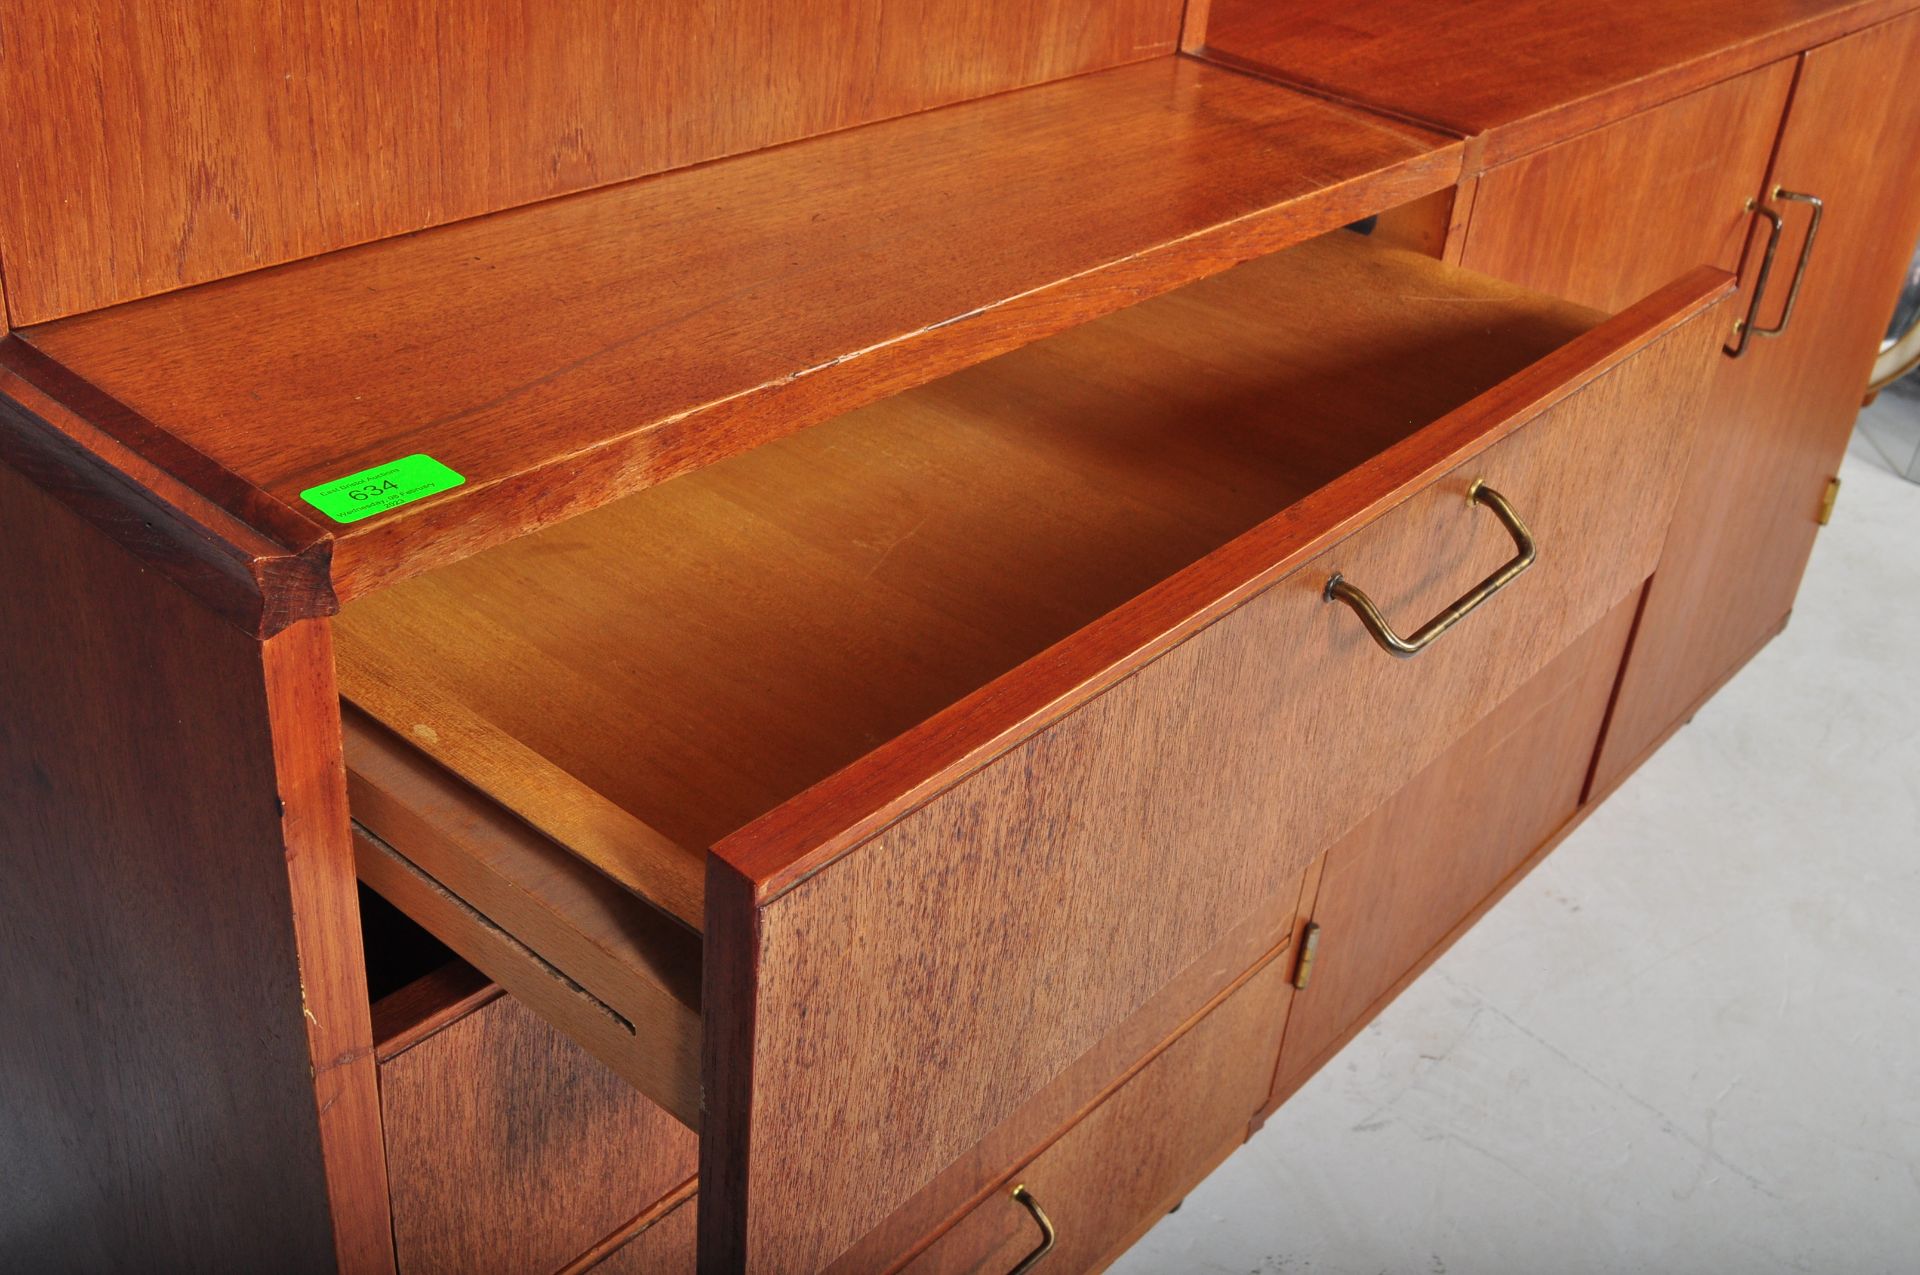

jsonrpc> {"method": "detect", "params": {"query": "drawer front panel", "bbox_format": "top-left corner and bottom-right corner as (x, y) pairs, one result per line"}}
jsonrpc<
(590, 1198), (698, 1273)
(830, 866), (1310, 1273)
(707, 292), (1727, 1270)
(904, 953), (1298, 1274)
(379, 988), (696, 1275)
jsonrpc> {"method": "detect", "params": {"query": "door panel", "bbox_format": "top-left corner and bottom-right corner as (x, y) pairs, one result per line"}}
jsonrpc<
(1460, 61), (1796, 314)
(1596, 9), (1920, 786)
(1272, 594), (1639, 1094)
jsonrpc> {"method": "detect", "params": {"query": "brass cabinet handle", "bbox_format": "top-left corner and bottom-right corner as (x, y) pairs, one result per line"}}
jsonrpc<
(1750, 187), (1824, 341)
(1006, 1184), (1057, 1273)
(1324, 481), (1536, 659)
(1726, 187), (1825, 356)
(1725, 197), (1786, 358)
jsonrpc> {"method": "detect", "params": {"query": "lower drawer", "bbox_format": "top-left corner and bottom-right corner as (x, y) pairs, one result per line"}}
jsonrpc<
(902, 953), (1299, 1275)
(580, 879), (1309, 1275)
(367, 935), (697, 1275)
(589, 1198), (698, 1272)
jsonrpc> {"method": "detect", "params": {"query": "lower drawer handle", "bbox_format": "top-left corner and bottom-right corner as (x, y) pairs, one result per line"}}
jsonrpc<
(1007, 1184), (1057, 1273)
(1324, 480), (1536, 659)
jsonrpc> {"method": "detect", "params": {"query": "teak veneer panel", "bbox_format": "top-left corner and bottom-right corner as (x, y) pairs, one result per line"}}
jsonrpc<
(588, 1197), (698, 1275)
(703, 276), (1731, 1271)
(1458, 61), (1798, 315)
(1596, 8), (1920, 791)
(834, 875), (1308, 1273)
(1199, 0), (1911, 165)
(712, 269), (1727, 905)
(0, 0), (1184, 323)
(377, 984), (698, 1275)
(334, 233), (1597, 928)
(346, 706), (705, 1129)
(0, 462), (389, 1270)
(1273, 594), (1638, 1094)
(20, 58), (1461, 601)
(905, 956), (1299, 1274)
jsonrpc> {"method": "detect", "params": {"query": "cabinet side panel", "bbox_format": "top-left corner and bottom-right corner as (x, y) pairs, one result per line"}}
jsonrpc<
(0, 459), (383, 1271)
(0, 0), (1184, 324)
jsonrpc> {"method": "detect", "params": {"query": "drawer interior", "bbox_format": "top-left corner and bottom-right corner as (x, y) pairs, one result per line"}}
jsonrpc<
(339, 227), (1602, 1125)
(359, 885), (462, 1012)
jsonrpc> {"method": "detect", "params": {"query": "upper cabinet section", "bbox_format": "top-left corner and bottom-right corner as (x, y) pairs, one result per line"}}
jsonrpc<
(15, 57), (1461, 603)
(1198, 0), (1907, 164)
(0, 0), (1185, 324)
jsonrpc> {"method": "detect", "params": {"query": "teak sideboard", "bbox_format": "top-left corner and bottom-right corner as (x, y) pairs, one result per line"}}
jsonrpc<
(3, 3), (1917, 1272)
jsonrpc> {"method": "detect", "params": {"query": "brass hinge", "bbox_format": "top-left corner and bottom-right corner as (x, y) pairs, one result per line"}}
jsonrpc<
(1292, 922), (1322, 991)
(1817, 477), (1841, 526)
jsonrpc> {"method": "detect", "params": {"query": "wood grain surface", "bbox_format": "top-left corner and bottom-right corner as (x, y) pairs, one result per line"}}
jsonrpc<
(369, 960), (497, 1061)
(702, 281), (1727, 1272)
(717, 266), (1725, 903)
(20, 59), (1461, 600)
(904, 955), (1298, 1274)
(585, 1195), (698, 1274)
(377, 985), (697, 1275)
(267, 620), (399, 1275)
(1199, 0), (1909, 166)
(347, 707), (704, 1128)
(835, 870), (1309, 1272)
(1595, 9), (1920, 791)
(1272, 593), (1638, 1094)
(0, 0), (1184, 323)
(0, 338), (335, 637)
(1459, 61), (1797, 314)
(354, 828), (702, 1131)
(0, 462), (389, 1272)
(334, 232), (1596, 924)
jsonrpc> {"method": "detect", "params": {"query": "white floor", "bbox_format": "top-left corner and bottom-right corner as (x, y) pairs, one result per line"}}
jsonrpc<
(1116, 386), (1920, 1275)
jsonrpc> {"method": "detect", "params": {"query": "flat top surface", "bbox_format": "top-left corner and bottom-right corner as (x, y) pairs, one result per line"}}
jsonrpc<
(334, 232), (1595, 921)
(1202, 0), (1902, 159)
(0, 0), (1185, 324)
(18, 56), (1460, 601)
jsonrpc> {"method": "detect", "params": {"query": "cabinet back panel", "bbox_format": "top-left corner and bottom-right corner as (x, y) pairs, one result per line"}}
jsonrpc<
(0, 0), (1183, 324)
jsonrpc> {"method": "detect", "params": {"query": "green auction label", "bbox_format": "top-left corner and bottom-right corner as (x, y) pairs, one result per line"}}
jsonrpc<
(300, 454), (465, 524)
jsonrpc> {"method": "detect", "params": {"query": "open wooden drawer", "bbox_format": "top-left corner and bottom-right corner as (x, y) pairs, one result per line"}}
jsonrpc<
(339, 230), (1730, 1270)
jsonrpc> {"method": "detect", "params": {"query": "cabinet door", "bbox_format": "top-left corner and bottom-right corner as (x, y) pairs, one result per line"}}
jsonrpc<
(1272, 595), (1637, 1096)
(1595, 10), (1920, 787)
(1458, 60), (1796, 314)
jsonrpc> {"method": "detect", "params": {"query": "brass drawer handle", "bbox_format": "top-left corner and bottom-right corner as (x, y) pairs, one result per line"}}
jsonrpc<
(1007, 1184), (1057, 1273)
(1324, 481), (1536, 659)
(1725, 197), (1786, 358)
(1750, 187), (1823, 341)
